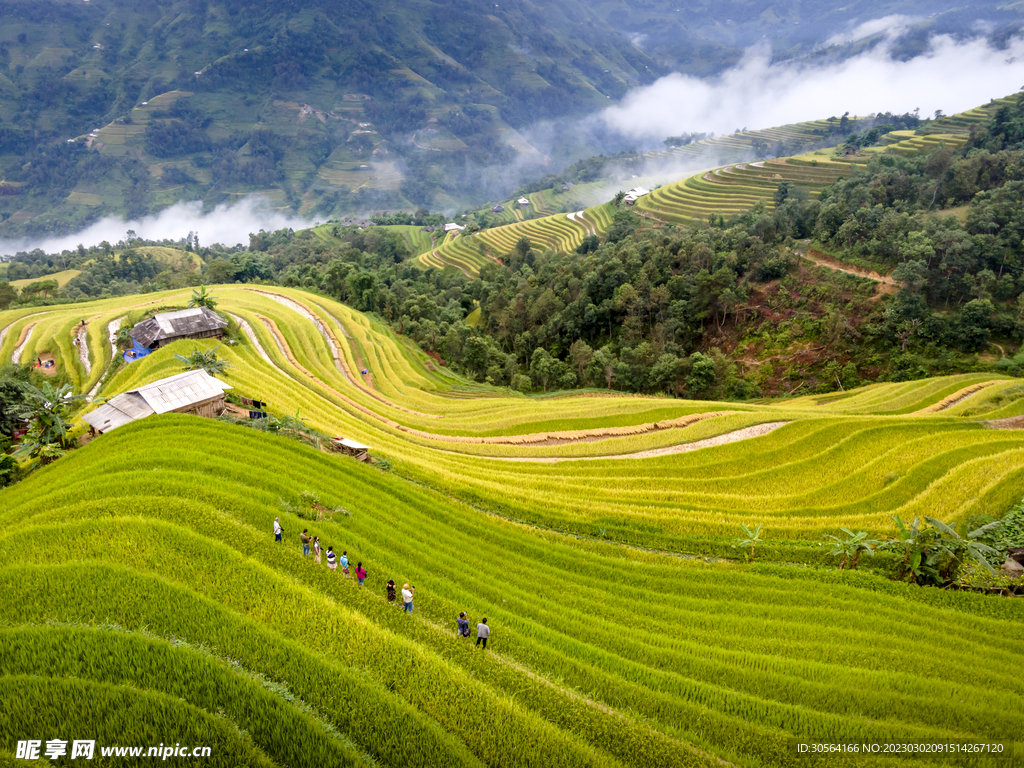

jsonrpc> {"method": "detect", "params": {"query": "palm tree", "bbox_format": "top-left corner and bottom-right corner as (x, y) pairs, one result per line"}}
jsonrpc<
(15, 381), (84, 461)
(175, 346), (231, 376)
(188, 285), (218, 310)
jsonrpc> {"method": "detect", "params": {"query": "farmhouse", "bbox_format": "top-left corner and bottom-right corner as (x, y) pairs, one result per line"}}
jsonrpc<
(517, 197), (530, 206)
(561, 182), (575, 192)
(82, 370), (232, 435)
(130, 307), (227, 350)
(623, 186), (650, 206)
(491, 204), (504, 213)
(444, 223), (465, 232)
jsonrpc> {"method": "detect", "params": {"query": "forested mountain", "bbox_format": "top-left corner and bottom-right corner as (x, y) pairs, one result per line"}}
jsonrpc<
(0, 0), (659, 239)
(3, 0), (1022, 241)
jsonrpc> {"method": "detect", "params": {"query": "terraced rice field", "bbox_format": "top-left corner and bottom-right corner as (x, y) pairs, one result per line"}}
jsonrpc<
(635, 97), (1011, 227)
(3, 288), (1023, 767)
(421, 101), (1013, 275)
(636, 157), (848, 225)
(6, 290), (1024, 545)
(420, 203), (612, 274)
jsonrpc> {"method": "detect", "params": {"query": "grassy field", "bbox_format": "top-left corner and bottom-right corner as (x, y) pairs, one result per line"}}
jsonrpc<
(9, 269), (82, 290)
(3, 288), (1024, 765)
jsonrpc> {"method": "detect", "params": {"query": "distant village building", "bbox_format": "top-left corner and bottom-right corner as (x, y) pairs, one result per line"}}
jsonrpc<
(517, 197), (530, 206)
(82, 370), (232, 435)
(422, 224), (436, 233)
(130, 307), (228, 351)
(560, 182), (575, 192)
(622, 187), (650, 206)
(443, 223), (465, 232)
(491, 204), (504, 213)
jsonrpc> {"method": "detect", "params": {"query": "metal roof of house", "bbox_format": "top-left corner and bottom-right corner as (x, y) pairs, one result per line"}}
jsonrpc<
(135, 369), (232, 414)
(82, 370), (232, 432)
(333, 437), (370, 450)
(130, 307), (228, 347)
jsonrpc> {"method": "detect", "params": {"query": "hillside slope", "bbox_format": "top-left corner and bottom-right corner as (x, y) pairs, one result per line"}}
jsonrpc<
(5, 286), (1024, 546)
(1, 416), (1023, 766)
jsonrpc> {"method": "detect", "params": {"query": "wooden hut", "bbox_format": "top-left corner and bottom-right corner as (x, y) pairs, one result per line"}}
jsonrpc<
(331, 437), (371, 462)
(82, 370), (232, 434)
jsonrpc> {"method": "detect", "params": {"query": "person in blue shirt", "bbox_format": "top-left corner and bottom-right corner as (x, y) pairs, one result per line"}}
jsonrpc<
(340, 550), (350, 577)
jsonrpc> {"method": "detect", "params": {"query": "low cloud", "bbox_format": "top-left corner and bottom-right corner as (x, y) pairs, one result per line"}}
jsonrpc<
(0, 196), (317, 257)
(602, 32), (1024, 141)
(823, 15), (918, 47)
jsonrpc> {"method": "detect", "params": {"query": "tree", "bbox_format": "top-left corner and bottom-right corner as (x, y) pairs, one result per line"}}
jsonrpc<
(0, 282), (16, 309)
(175, 346), (231, 376)
(648, 353), (681, 394)
(189, 285), (218, 310)
(594, 345), (617, 389)
(568, 339), (594, 385)
(205, 258), (238, 284)
(14, 381), (84, 461)
(686, 352), (716, 397)
(529, 347), (559, 392)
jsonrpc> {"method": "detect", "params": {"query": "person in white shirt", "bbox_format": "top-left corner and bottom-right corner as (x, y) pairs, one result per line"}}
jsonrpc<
(273, 517), (282, 542)
(476, 618), (490, 649)
(402, 583), (415, 613)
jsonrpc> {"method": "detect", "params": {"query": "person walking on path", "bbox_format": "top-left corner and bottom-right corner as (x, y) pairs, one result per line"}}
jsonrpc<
(356, 562), (366, 585)
(386, 579), (396, 604)
(476, 618), (490, 649)
(313, 536), (322, 565)
(401, 583), (415, 613)
(340, 551), (350, 577)
(457, 611), (470, 638)
(326, 546), (337, 571)
(300, 529), (311, 557)
(273, 517), (282, 543)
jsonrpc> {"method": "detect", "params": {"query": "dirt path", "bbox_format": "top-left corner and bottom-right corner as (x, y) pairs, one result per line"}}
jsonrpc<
(490, 421), (788, 462)
(11, 323), (36, 363)
(228, 313), (272, 364)
(986, 415), (1024, 429)
(85, 318), (124, 402)
(0, 323), (10, 350)
(75, 323), (91, 376)
(802, 247), (897, 292)
(991, 342), (1007, 359)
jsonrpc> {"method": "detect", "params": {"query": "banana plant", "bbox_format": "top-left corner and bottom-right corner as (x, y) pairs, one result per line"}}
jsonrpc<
(824, 528), (882, 569)
(733, 523), (764, 563)
(925, 517), (999, 574)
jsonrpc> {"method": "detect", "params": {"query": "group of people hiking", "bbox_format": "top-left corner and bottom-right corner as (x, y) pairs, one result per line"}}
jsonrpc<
(275, 518), (492, 648)
(457, 612), (491, 649)
(276, 519), (368, 583)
